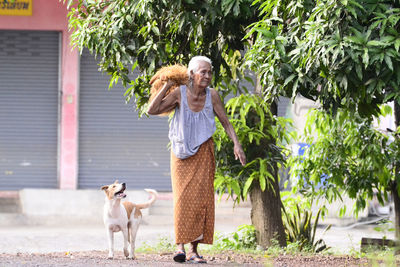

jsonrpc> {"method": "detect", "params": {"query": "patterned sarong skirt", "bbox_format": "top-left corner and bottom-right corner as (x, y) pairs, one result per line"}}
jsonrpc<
(170, 138), (215, 244)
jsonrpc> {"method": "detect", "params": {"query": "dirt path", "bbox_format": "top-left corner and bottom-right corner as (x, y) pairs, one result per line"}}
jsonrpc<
(0, 251), (263, 266)
(1, 250), (392, 267)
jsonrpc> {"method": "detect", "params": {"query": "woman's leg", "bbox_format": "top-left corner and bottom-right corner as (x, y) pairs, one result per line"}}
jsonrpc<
(173, 243), (186, 262)
(187, 241), (206, 263)
(177, 243), (185, 252)
(188, 241), (199, 255)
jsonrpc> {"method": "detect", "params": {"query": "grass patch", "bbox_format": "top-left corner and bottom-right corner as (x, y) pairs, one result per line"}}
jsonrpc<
(135, 225), (400, 267)
(136, 224), (263, 256)
(350, 245), (400, 267)
(136, 235), (175, 254)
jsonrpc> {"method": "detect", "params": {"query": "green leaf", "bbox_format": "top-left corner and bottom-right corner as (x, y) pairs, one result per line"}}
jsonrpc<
(367, 40), (387, 46)
(384, 55), (393, 71)
(255, 28), (274, 39)
(259, 174), (266, 191)
(283, 74), (296, 87)
(126, 15), (133, 24)
(395, 39), (400, 52)
(355, 63), (362, 80)
(362, 48), (369, 66)
(243, 176), (255, 197)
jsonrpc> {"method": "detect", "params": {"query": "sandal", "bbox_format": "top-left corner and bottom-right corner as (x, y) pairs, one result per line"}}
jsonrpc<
(173, 250), (186, 263)
(187, 255), (207, 264)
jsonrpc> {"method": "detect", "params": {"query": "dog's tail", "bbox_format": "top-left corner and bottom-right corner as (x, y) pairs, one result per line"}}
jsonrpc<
(136, 189), (158, 209)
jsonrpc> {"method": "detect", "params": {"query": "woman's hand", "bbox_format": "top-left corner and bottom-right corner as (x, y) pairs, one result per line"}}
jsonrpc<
(211, 88), (246, 166)
(164, 79), (176, 88)
(147, 79), (179, 115)
(234, 143), (246, 166)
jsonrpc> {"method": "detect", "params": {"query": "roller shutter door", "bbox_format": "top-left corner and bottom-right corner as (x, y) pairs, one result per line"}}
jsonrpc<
(0, 30), (59, 190)
(277, 97), (290, 117)
(78, 50), (171, 190)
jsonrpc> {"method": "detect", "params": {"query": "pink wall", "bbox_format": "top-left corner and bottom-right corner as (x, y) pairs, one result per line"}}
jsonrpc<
(0, 0), (79, 189)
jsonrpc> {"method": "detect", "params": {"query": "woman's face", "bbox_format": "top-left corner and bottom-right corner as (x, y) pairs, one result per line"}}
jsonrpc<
(191, 61), (212, 89)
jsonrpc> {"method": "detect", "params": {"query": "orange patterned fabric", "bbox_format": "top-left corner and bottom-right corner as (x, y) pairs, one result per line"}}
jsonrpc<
(170, 138), (215, 244)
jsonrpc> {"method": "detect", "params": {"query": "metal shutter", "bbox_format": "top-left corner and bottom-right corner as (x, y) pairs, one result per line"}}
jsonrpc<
(277, 97), (291, 117)
(0, 30), (59, 190)
(78, 50), (171, 190)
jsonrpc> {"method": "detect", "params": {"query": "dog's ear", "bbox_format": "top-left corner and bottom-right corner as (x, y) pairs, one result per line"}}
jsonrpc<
(101, 185), (108, 191)
(113, 179), (119, 184)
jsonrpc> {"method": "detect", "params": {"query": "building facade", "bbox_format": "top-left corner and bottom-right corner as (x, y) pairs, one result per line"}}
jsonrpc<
(0, 0), (171, 191)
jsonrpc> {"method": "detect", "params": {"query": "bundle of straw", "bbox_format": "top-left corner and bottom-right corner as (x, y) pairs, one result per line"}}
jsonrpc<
(148, 64), (189, 116)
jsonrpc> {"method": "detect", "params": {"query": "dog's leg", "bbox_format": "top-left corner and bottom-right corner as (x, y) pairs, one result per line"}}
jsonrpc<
(129, 219), (141, 260)
(122, 226), (130, 259)
(127, 223), (135, 260)
(106, 229), (114, 259)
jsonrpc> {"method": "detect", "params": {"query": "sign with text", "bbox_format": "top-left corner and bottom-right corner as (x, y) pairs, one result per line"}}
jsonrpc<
(0, 0), (32, 16)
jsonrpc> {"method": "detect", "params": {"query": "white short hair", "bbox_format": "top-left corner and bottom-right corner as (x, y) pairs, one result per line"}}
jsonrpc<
(188, 56), (212, 76)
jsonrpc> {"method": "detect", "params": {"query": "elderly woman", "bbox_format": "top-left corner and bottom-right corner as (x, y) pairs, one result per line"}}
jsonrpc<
(147, 56), (246, 263)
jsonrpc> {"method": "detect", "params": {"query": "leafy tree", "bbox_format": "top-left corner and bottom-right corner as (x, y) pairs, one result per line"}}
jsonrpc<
(66, 0), (288, 247)
(67, 0), (257, 111)
(214, 94), (294, 246)
(246, 0), (400, 237)
(290, 107), (399, 225)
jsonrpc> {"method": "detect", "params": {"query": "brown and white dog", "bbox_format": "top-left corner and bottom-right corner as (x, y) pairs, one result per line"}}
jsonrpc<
(101, 180), (157, 259)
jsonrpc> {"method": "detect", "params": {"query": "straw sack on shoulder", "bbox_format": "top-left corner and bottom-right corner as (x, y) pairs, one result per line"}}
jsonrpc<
(149, 64), (188, 116)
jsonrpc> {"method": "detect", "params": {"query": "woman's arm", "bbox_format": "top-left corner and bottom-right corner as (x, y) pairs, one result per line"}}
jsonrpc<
(211, 89), (246, 166)
(147, 80), (180, 115)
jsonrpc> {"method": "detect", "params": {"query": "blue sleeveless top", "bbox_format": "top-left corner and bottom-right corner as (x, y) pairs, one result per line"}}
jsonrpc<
(168, 85), (216, 159)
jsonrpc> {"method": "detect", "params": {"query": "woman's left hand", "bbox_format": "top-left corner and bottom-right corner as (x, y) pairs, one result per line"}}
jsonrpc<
(234, 144), (246, 166)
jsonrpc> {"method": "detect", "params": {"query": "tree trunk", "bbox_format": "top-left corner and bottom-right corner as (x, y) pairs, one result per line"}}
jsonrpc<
(395, 101), (400, 129)
(249, 176), (286, 247)
(393, 101), (400, 239)
(249, 101), (286, 248)
(392, 181), (400, 239)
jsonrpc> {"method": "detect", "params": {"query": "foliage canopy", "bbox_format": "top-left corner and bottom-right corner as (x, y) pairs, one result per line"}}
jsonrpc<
(214, 94), (294, 203)
(246, 0), (400, 117)
(290, 107), (400, 215)
(67, 0), (258, 112)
